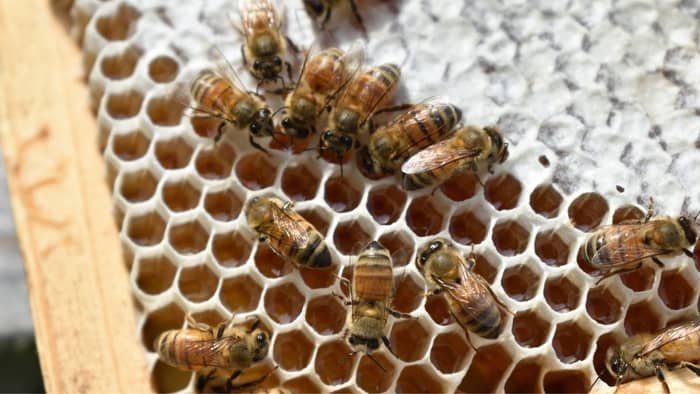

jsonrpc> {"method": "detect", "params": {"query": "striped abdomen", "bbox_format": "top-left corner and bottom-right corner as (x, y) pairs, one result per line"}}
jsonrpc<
(155, 329), (220, 372)
(353, 242), (393, 302)
(304, 48), (346, 96)
(274, 212), (331, 269)
(190, 71), (245, 117)
(444, 286), (502, 339)
(403, 158), (465, 190)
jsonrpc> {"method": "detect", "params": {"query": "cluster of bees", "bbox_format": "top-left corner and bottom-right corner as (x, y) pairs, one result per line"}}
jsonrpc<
(152, 0), (700, 392)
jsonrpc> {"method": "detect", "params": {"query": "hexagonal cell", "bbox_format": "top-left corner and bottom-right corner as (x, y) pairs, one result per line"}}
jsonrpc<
(168, 221), (209, 255)
(126, 212), (166, 246)
(534, 229), (571, 267)
(101, 46), (141, 80)
(324, 175), (362, 213)
(659, 270), (694, 310)
(280, 162), (320, 201)
(389, 319), (430, 362)
(299, 265), (339, 290)
(178, 264), (218, 303)
(356, 352), (395, 393)
(504, 357), (542, 393)
(425, 294), (453, 325)
(366, 184), (407, 225)
(592, 332), (621, 386)
(190, 117), (221, 139)
(305, 295), (346, 335)
(440, 171), (479, 201)
(148, 56), (179, 83)
(568, 192), (609, 231)
(458, 344), (512, 393)
(612, 205), (645, 224)
(576, 245), (601, 276)
(162, 179), (201, 212)
(512, 310), (550, 348)
(431, 332), (470, 374)
(405, 196), (444, 236)
(298, 208), (331, 236)
(391, 274), (423, 314)
(95, 3), (140, 41)
(273, 330), (314, 371)
(112, 130), (150, 161)
(529, 183), (563, 218)
(195, 144), (236, 180)
(147, 95), (185, 127)
(378, 231), (414, 267)
(586, 286), (623, 324)
(219, 275), (262, 313)
(136, 255), (176, 295)
(254, 243), (293, 278)
(119, 169), (157, 203)
(189, 310), (225, 328)
(484, 172), (522, 210)
(551, 321), (592, 363)
(316, 340), (354, 385)
(236, 151), (280, 189)
(282, 376), (322, 393)
(624, 301), (662, 336)
(542, 369), (589, 393)
(502, 263), (540, 301)
(264, 283), (305, 324)
(449, 209), (489, 246)
(203, 190), (242, 221)
(212, 232), (251, 268)
(544, 275), (580, 312)
(620, 264), (656, 292)
(396, 364), (444, 394)
(333, 220), (373, 256)
(106, 90), (143, 119)
(141, 303), (185, 352)
(492, 220), (530, 256)
(155, 137), (193, 170)
(472, 253), (498, 284)
(151, 359), (191, 393)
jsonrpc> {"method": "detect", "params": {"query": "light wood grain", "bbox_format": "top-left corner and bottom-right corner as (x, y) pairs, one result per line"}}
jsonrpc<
(0, 1), (151, 393)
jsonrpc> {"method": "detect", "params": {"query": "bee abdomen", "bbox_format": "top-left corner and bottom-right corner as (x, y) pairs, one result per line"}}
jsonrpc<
(298, 234), (332, 268)
(452, 301), (502, 339)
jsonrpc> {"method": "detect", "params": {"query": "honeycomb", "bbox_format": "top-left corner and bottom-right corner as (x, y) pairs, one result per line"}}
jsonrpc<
(64, 0), (700, 392)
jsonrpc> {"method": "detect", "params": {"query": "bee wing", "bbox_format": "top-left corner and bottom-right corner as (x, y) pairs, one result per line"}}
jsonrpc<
(256, 202), (310, 254)
(401, 139), (481, 174)
(639, 319), (700, 357)
(238, 0), (283, 40)
(319, 40), (366, 110)
(435, 265), (492, 320)
(590, 224), (673, 267)
(207, 46), (251, 95)
(166, 80), (229, 122)
(178, 335), (242, 369)
(391, 96), (457, 158)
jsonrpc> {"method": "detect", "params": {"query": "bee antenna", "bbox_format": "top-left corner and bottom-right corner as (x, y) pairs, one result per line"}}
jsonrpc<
(587, 373), (602, 393)
(271, 106), (287, 118)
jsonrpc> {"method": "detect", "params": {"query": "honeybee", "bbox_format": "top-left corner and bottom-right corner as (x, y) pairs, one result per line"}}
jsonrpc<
(583, 201), (697, 283)
(605, 318), (700, 393)
(155, 315), (271, 392)
(416, 239), (510, 349)
(245, 195), (332, 268)
(357, 97), (462, 179)
(320, 63), (402, 163)
(280, 42), (364, 139)
(401, 125), (509, 190)
(302, 0), (366, 34)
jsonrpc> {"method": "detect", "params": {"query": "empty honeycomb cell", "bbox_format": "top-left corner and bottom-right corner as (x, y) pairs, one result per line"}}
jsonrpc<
(612, 204), (645, 224)
(504, 357), (542, 393)
(620, 265), (656, 292)
(151, 359), (191, 393)
(106, 90), (144, 119)
(389, 319), (430, 362)
(141, 303), (185, 352)
(264, 283), (305, 324)
(146, 95), (185, 127)
(449, 209), (489, 246)
(119, 169), (157, 203)
(592, 332), (621, 386)
(484, 173), (522, 210)
(100, 46), (141, 79)
(148, 56), (179, 83)
(430, 332), (470, 374)
(512, 311), (550, 348)
(112, 130), (150, 161)
(95, 3), (140, 41)
(551, 321), (592, 363)
(406, 196), (444, 236)
(254, 243), (294, 278)
(543, 275), (580, 312)
(333, 220), (373, 255)
(219, 275), (262, 313)
(586, 285), (623, 324)
(154, 137), (193, 170)
(203, 190), (242, 221)
(280, 162), (320, 201)
(136, 255), (176, 295)
(425, 294), (453, 325)
(440, 172), (479, 201)
(534, 229), (571, 266)
(126, 212), (166, 246)
(324, 175), (362, 213)
(189, 309), (225, 328)
(195, 144), (236, 180)
(315, 341), (354, 385)
(502, 263), (540, 301)
(378, 231), (414, 267)
(624, 301), (662, 336)
(305, 295), (346, 335)
(161, 179), (201, 212)
(391, 274), (423, 314)
(658, 269), (694, 309)
(299, 265), (339, 289)
(355, 352), (395, 393)
(177, 264), (218, 303)
(298, 208), (331, 236)
(492, 220), (530, 256)
(212, 232), (250, 268)
(190, 117), (221, 140)
(235, 151), (278, 189)
(458, 344), (512, 393)
(396, 364), (444, 394)
(168, 221), (209, 255)
(283, 376), (322, 393)
(472, 253), (498, 284)
(366, 184), (407, 225)
(529, 183), (563, 218)
(542, 369), (589, 393)
(273, 330), (314, 371)
(568, 192), (609, 231)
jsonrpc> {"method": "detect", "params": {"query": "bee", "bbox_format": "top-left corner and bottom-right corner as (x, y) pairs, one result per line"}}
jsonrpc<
(605, 318), (700, 393)
(320, 63), (402, 163)
(155, 315), (271, 392)
(280, 42), (364, 139)
(357, 97), (462, 179)
(583, 200), (697, 283)
(302, 0), (366, 35)
(416, 239), (510, 349)
(245, 195), (332, 268)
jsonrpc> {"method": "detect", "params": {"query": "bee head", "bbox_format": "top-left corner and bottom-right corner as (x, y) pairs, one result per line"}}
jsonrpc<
(417, 239), (445, 270)
(280, 116), (310, 139)
(303, 0), (325, 17)
(356, 146), (386, 180)
(678, 216), (697, 245)
(250, 108), (273, 137)
(605, 346), (628, 380)
(320, 130), (353, 159)
(253, 56), (283, 81)
(485, 126), (509, 164)
(250, 329), (270, 362)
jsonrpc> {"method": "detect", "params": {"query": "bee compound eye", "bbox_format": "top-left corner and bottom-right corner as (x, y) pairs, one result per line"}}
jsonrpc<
(256, 333), (266, 346)
(273, 56), (282, 66)
(253, 59), (262, 70)
(281, 118), (292, 128)
(250, 122), (261, 133)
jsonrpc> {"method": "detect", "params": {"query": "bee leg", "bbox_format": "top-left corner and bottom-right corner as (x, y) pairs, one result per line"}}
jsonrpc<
(186, 314), (212, 332)
(386, 307), (413, 319)
(654, 366), (670, 394)
(651, 257), (665, 268)
(594, 263), (643, 285)
(196, 369), (218, 393)
(644, 197), (656, 222)
(681, 361), (700, 376)
(347, 0), (368, 37)
(224, 370), (243, 393)
(332, 291), (353, 306)
(381, 336), (397, 356)
(683, 248), (694, 258)
(248, 317), (261, 333)
(284, 62), (293, 83)
(285, 36), (299, 53)
(229, 366), (278, 392)
(249, 135), (270, 155)
(240, 45), (247, 66)
(214, 122), (226, 143)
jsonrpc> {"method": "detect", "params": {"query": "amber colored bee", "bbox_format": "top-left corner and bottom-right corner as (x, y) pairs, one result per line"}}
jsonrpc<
(320, 63), (402, 162)
(302, 0), (366, 34)
(400, 125), (508, 190)
(280, 42), (364, 139)
(155, 315), (271, 392)
(245, 195), (332, 268)
(605, 318), (700, 393)
(416, 239), (510, 349)
(357, 97), (462, 179)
